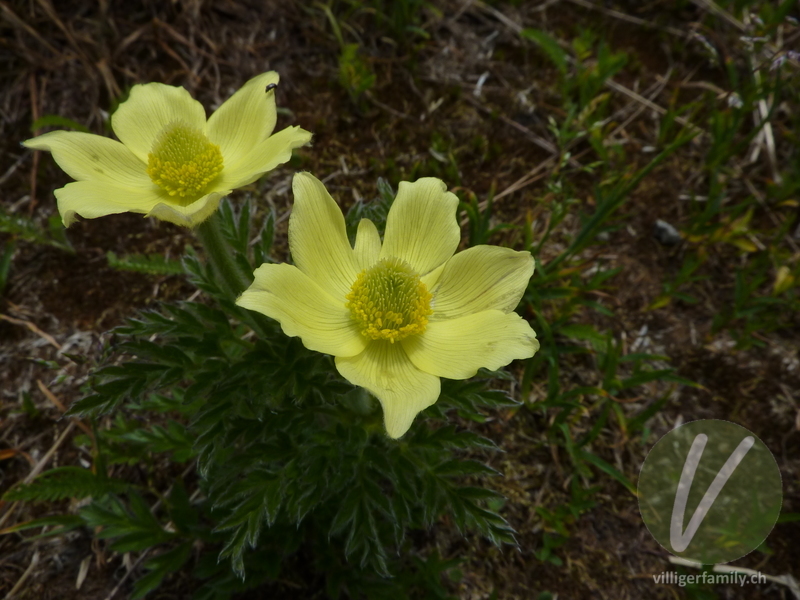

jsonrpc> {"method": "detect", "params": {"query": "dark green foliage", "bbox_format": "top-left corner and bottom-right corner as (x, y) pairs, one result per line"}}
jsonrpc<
(0, 239), (15, 294)
(319, 548), (462, 600)
(328, 0), (433, 47)
(459, 192), (514, 247)
(521, 29), (568, 75)
(344, 177), (395, 243)
(81, 492), (179, 552)
(14, 196), (516, 598)
(339, 44), (376, 102)
(104, 415), (197, 463)
(0, 514), (86, 539)
(131, 542), (193, 600)
(0, 207), (73, 253)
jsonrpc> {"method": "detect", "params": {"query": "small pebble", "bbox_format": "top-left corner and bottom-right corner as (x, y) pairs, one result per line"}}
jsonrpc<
(653, 219), (682, 245)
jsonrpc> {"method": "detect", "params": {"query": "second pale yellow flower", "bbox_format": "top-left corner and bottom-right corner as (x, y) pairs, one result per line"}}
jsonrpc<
(23, 72), (311, 228)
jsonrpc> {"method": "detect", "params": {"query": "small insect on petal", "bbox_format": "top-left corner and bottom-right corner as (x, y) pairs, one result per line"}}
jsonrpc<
(266, 83), (278, 93)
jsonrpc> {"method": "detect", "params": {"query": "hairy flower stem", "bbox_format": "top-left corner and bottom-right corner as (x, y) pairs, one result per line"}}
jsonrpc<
(195, 210), (252, 298)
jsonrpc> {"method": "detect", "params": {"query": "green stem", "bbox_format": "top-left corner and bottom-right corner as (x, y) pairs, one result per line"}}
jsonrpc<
(194, 211), (252, 298)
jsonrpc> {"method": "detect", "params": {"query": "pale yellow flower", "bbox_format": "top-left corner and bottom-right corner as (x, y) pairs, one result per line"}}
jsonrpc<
(23, 72), (311, 228)
(237, 173), (539, 438)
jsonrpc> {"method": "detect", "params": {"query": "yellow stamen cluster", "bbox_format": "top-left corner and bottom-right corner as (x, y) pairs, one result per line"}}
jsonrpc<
(146, 121), (223, 205)
(346, 257), (433, 343)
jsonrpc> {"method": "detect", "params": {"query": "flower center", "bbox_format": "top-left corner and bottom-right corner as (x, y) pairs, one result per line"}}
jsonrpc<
(346, 257), (433, 343)
(146, 121), (224, 205)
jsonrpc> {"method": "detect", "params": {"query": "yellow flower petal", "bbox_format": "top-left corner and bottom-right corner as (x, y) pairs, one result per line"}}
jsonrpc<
(54, 180), (162, 226)
(111, 82), (206, 162)
(147, 191), (227, 228)
(353, 218), (381, 270)
(402, 310), (539, 379)
(237, 263), (367, 357)
(335, 342), (440, 438)
(207, 72), (280, 170)
(380, 178), (460, 275)
(22, 131), (149, 188)
(54, 180), (224, 228)
(428, 246), (534, 320)
(218, 126), (312, 190)
(289, 172), (360, 300)
(420, 261), (446, 290)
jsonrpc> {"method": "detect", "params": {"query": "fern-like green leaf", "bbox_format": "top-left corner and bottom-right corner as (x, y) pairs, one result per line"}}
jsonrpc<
(0, 209), (72, 252)
(3, 466), (134, 502)
(107, 251), (184, 276)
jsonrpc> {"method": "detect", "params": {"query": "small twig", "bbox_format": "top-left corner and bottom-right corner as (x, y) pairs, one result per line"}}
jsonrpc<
(668, 556), (800, 599)
(605, 69), (674, 142)
(37, 380), (94, 437)
(28, 73), (40, 217)
(750, 67), (781, 185)
(464, 96), (583, 169)
(149, 462), (196, 516)
(690, 0), (746, 32)
(566, 0), (689, 38)
(0, 1), (60, 55)
(493, 159), (555, 202)
(603, 79), (705, 136)
(498, 113), (563, 158)
(37, 379), (68, 412)
(102, 550), (150, 600)
(743, 178), (799, 254)
(603, 77), (667, 126)
(35, 0), (89, 59)
(23, 422), (76, 485)
(485, 65), (676, 208)
(102, 465), (195, 599)
(95, 59), (121, 99)
(661, 77), (727, 96)
(0, 153), (29, 187)
(6, 550), (40, 599)
(364, 91), (411, 120)
(692, 0), (797, 71)
(0, 314), (61, 350)
(474, 0), (522, 34)
(152, 18), (223, 64)
(0, 421), (77, 530)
